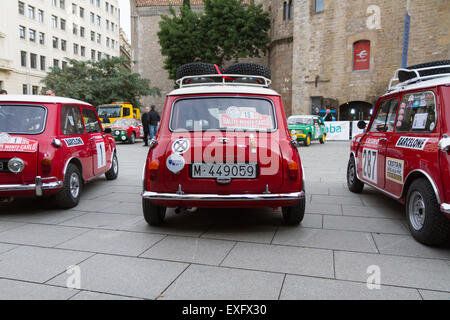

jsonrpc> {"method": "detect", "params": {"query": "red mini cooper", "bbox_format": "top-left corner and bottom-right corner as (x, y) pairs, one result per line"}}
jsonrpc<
(347, 61), (450, 245)
(0, 95), (118, 208)
(142, 63), (305, 225)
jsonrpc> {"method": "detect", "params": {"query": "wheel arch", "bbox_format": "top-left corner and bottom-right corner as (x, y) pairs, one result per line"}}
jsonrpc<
(63, 157), (84, 182)
(402, 170), (442, 203)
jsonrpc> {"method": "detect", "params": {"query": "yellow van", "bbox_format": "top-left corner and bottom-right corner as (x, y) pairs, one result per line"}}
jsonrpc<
(97, 102), (141, 127)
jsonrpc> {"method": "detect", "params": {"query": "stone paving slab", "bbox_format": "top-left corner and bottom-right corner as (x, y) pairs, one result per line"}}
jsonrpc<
(323, 215), (409, 234)
(304, 203), (342, 216)
(57, 229), (165, 257)
(0, 279), (77, 300)
(342, 205), (404, 219)
(221, 242), (334, 278)
(0, 246), (93, 283)
(70, 291), (138, 300)
(419, 290), (450, 300)
(59, 212), (143, 230)
(48, 254), (188, 299)
(334, 251), (450, 292)
(0, 243), (18, 255)
(279, 275), (421, 300)
(0, 209), (87, 225)
(0, 221), (25, 233)
(311, 195), (363, 206)
(160, 265), (284, 300)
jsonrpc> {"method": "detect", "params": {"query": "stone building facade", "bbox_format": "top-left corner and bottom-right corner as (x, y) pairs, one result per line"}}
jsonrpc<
(131, 0), (449, 118)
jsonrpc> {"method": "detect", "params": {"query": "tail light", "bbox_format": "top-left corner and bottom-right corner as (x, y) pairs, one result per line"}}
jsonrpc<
(148, 160), (159, 180)
(41, 158), (52, 175)
(288, 161), (299, 180)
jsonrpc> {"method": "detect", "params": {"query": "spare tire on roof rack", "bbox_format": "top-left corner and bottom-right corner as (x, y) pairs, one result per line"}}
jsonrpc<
(224, 63), (271, 84)
(398, 60), (450, 83)
(176, 62), (224, 84)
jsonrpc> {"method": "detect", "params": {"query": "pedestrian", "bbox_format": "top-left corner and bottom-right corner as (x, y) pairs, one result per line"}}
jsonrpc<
(141, 106), (150, 146)
(148, 105), (160, 140)
(0, 90), (7, 95)
(46, 89), (56, 96)
(313, 107), (320, 115)
(324, 108), (334, 121)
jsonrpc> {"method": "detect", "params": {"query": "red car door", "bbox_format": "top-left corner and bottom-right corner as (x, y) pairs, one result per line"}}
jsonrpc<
(357, 97), (399, 189)
(82, 107), (110, 177)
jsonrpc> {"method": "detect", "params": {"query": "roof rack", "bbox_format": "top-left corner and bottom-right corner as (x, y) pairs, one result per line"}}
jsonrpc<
(176, 74), (272, 88)
(388, 64), (450, 91)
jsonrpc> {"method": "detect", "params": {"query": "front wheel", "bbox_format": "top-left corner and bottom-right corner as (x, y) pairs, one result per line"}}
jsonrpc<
(282, 197), (306, 225)
(405, 178), (450, 245)
(105, 152), (119, 180)
(129, 133), (136, 144)
(320, 134), (326, 144)
(304, 134), (311, 147)
(55, 164), (82, 209)
(143, 199), (166, 226)
(347, 156), (364, 193)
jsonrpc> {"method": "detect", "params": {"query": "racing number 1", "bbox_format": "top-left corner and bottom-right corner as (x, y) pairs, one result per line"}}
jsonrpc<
(362, 148), (378, 184)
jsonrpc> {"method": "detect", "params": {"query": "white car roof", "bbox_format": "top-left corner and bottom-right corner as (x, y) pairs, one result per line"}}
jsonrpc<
(168, 85), (280, 96)
(289, 115), (315, 118)
(0, 95), (92, 106)
(385, 76), (450, 96)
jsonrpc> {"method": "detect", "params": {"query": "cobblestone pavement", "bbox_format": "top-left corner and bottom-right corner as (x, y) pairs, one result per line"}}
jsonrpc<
(0, 141), (449, 300)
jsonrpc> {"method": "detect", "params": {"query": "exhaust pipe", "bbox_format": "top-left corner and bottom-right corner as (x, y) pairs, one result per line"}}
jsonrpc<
(0, 197), (14, 204)
(175, 207), (198, 214)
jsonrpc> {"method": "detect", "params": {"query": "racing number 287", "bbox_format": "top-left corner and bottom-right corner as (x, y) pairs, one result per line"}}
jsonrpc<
(362, 148), (378, 183)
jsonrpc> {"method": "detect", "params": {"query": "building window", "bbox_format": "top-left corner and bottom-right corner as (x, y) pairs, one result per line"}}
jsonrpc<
(40, 56), (46, 71)
(96, 0), (100, 8)
(106, 37), (110, 47)
(72, 3), (77, 14)
(81, 46), (86, 57)
(73, 43), (79, 55)
(97, 33), (101, 44)
(288, 0), (293, 19)
(60, 0), (65, 9)
(90, 0), (94, 5)
(29, 29), (36, 42)
(52, 36), (59, 49)
(30, 53), (37, 69)
(52, 0), (57, 6)
(38, 10), (44, 22)
(62, 61), (67, 69)
(97, 52), (102, 61)
(73, 23), (78, 35)
(90, 12), (95, 23)
(283, 2), (287, 20)
(51, 15), (58, 28)
(39, 32), (45, 45)
(96, 15), (101, 26)
(91, 31), (95, 41)
(18, 1), (25, 15)
(61, 19), (66, 30)
(111, 39), (114, 49)
(80, 7), (84, 18)
(105, 2), (109, 12)
(19, 26), (26, 39)
(353, 40), (371, 71)
(53, 59), (59, 68)
(28, 5), (35, 19)
(110, 5), (114, 15)
(91, 49), (96, 60)
(32, 86), (39, 95)
(80, 27), (85, 38)
(106, 20), (109, 30)
(20, 51), (27, 67)
(111, 22), (114, 32)
(23, 84), (28, 95)
(61, 39), (67, 51)
(314, 0), (324, 13)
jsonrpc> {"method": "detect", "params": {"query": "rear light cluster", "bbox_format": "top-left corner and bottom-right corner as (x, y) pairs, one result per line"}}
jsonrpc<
(288, 161), (299, 180)
(148, 160), (159, 180)
(41, 158), (52, 175)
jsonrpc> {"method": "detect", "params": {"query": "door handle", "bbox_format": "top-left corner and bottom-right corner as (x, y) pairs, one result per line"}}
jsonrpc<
(378, 138), (388, 142)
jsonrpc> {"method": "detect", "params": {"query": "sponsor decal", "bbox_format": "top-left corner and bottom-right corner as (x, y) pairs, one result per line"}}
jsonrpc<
(63, 137), (84, 147)
(400, 102), (406, 109)
(172, 138), (190, 154)
(395, 136), (429, 150)
(219, 107), (272, 130)
(362, 148), (378, 184)
(412, 113), (428, 130)
(0, 133), (38, 152)
(365, 138), (379, 146)
(386, 157), (404, 184)
(408, 95), (415, 102)
(166, 153), (185, 174)
(96, 141), (106, 168)
(413, 100), (420, 108)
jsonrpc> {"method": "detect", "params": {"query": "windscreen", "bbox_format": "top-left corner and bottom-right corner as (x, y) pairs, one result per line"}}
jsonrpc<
(0, 104), (46, 134)
(288, 117), (312, 125)
(113, 119), (134, 126)
(97, 105), (121, 118)
(170, 97), (276, 131)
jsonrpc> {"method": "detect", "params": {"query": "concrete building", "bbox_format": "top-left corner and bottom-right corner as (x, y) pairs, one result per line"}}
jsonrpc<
(130, 0), (449, 118)
(120, 28), (132, 69)
(0, 0), (121, 95)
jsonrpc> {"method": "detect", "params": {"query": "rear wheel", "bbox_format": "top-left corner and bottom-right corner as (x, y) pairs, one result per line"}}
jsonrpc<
(142, 199), (166, 226)
(405, 178), (450, 245)
(129, 132), (136, 144)
(304, 134), (311, 147)
(319, 134), (326, 144)
(282, 197), (306, 225)
(347, 156), (364, 193)
(55, 164), (81, 209)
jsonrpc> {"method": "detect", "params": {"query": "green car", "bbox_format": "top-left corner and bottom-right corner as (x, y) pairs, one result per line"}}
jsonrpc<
(287, 115), (327, 146)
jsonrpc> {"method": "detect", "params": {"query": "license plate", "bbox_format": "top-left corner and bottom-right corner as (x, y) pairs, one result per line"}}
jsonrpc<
(0, 162), (3, 170)
(191, 163), (257, 179)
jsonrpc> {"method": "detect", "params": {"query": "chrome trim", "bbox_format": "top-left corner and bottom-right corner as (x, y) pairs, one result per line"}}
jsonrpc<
(142, 191), (305, 202)
(403, 169), (441, 204)
(441, 203), (450, 214)
(438, 137), (450, 152)
(0, 176), (62, 195)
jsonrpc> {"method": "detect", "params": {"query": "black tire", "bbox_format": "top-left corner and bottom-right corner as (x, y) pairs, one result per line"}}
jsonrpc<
(105, 152), (119, 180)
(347, 156), (364, 193)
(142, 198), (166, 226)
(398, 60), (450, 83)
(129, 132), (136, 144)
(319, 134), (326, 144)
(224, 63), (271, 80)
(282, 197), (306, 225)
(304, 134), (311, 147)
(176, 62), (223, 80)
(55, 164), (82, 209)
(405, 178), (450, 246)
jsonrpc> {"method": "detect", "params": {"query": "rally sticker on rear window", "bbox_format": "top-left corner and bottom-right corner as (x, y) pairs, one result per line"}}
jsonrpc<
(395, 136), (429, 150)
(362, 148), (378, 184)
(62, 137), (84, 147)
(0, 133), (38, 152)
(386, 157), (404, 184)
(219, 106), (273, 130)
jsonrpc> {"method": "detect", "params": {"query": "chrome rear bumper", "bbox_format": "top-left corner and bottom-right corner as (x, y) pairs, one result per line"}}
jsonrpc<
(142, 191), (305, 202)
(0, 176), (62, 196)
(441, 203), (450, 215)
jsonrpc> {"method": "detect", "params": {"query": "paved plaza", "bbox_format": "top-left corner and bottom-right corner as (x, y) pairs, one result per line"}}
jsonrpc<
(0, 141), (449, 300)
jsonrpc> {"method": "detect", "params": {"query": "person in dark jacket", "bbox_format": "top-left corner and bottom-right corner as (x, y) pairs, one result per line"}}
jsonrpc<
(148, 105), (160, 140)
(141, 106), (150, 146)
(324, 108), (334, 121)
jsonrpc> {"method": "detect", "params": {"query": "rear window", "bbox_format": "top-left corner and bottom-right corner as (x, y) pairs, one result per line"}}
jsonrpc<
(0, 104), (46, 134)
(170, 97), (276, 132)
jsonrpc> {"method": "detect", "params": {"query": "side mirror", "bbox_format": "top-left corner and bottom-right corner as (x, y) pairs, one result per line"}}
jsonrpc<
(104, 128), (112, 134)
(357, 120), (367, 130)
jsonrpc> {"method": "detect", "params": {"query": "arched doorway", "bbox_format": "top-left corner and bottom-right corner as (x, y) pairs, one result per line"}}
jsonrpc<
(339, 101), (373, 121)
